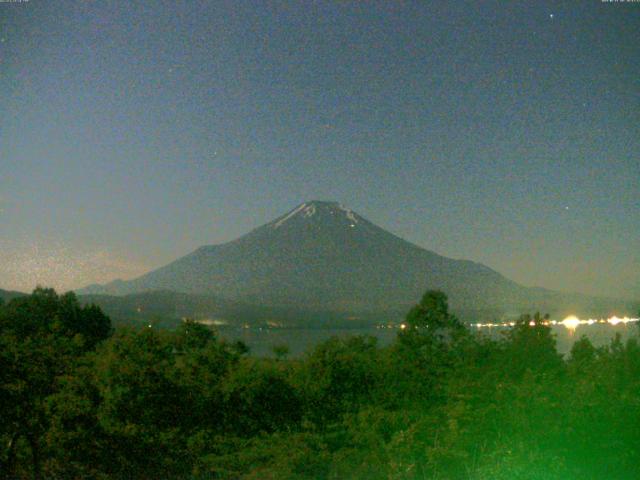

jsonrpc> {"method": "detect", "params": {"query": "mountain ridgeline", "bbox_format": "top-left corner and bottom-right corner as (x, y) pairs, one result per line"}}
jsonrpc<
(0, 288), (26, 304)
(79, 201), (637, 323)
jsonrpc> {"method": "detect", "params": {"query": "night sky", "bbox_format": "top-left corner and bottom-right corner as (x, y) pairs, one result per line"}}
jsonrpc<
(1, 1), (638, 299)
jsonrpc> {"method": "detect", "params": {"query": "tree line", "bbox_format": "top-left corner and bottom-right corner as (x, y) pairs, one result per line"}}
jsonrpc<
(1, 288), (640, 479)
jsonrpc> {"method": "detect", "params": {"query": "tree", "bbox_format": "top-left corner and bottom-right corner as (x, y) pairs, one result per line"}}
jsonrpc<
(223, 359), (302, 436)
(171, 320), (241, 432)
(272, 344), (290, 360)
(399, 290), (465, 345)
(502, 312), (563, 379)
(0, 288), (111, 479)
(392, 291), (468, 404)
(568, 335), (597, 371)
(297, 335), (381, 426)
(89, 327), (195, 478)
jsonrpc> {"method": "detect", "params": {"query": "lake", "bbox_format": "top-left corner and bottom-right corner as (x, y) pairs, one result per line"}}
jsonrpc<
(218, 322), (639, 358)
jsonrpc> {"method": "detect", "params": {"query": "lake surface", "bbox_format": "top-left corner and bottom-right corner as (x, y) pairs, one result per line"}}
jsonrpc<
(218, 323), (639, 358)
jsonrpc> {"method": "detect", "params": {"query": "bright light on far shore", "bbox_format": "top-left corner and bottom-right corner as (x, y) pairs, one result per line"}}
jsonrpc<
(560, 315), (581, 331)
(470, 316), (639, 330)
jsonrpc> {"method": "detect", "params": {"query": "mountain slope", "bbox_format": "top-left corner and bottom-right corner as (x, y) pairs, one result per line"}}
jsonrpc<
(80, 201), (636, 319)
(0, 288), (27, 303)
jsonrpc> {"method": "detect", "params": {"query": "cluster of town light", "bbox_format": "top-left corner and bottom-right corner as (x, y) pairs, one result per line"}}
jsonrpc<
(470, 315), (640, 331)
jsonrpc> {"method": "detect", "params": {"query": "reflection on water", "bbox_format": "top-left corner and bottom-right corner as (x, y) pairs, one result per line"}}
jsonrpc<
(218, 320), (639, 358)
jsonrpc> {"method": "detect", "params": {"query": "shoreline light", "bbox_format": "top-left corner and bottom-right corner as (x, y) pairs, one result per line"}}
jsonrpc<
(560, 315), (581, 331)
(470, 316), (639, 330)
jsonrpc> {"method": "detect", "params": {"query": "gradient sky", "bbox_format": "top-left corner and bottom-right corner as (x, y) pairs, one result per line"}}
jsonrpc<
(1, 0), (638, 299)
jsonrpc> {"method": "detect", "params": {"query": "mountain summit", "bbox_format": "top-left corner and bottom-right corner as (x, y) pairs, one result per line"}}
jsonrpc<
(79, 201), (631, 319)
(269, 201), (362, 229)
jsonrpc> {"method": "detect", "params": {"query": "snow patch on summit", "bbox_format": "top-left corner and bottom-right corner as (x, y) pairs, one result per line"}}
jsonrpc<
(302, 204), (316, 218)
(339, 203), (358, 224)
(273, 203), (307, 228)
(273, 201), (359, 228)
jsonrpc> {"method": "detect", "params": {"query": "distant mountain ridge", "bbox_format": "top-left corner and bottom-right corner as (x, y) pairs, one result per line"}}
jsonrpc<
(79, 201), (638, 321)
(0, 288), (26, 303)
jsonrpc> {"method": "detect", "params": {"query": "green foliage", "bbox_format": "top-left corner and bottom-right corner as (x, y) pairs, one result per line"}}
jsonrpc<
(0, 288), (112, 479)
(297, 335), (382, 426)
(272, 343), (290, 360)
(2, 288), (640, 478)
(501, 312), (563, 379)
(401, 290), (464, 338)
(223, 359), (302, 436)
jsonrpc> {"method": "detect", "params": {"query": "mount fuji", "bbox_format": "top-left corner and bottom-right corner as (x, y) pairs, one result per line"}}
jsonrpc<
(79, 201), (636, 322)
